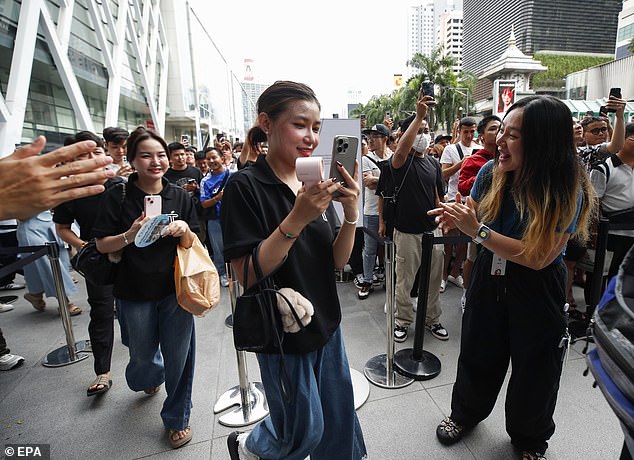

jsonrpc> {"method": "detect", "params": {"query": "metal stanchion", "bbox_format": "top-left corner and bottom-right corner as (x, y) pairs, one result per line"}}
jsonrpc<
(394, 232), (441, 380)
(214, 263), (269, 427)
(42, 242), (90, 367)
(364, 239), (414, 388)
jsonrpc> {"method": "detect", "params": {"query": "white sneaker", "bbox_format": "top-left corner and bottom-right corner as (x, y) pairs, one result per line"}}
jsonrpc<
(220, 275), (229, 287)
(447, 275), (464, 288)
(0, 353), (24, 371)
(0, 302), (14, 313)
(411, 297), (418, 312)
(439, 279), (447, 293)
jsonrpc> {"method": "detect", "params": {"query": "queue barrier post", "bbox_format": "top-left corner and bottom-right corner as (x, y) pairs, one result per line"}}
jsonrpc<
(214, 263), (269, 427)
(364, 239), (414, 389)
(41, 242), (90, 367)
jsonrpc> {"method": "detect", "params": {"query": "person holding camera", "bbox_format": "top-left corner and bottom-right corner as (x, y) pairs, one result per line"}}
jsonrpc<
(200, 148), (231, 287)
(93, 127), (199, 449)
(431, 95), (595, 460)
(221, 81), (366, 460)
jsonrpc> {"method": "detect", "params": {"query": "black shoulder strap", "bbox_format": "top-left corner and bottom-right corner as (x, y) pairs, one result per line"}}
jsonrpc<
(392, 154), (415, 198)
(365, 154), (381, 168)
(456, 143), (464, 160)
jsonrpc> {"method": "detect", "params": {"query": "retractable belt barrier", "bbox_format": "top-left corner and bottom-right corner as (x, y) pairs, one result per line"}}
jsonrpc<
(213, 263), (269, 427)
(0, 242), (90, 367)
(393, 232), (471, 380)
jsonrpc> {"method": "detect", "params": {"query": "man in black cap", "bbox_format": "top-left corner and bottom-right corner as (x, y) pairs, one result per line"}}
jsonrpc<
(356, 124), (393, 299)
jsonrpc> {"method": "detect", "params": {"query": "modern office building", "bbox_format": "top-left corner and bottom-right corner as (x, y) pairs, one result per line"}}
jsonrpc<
(438, 10), (463, 73)
(0, 0), (247, 155)
(462, 0), (623, 75)
(616, 0), (634, 59)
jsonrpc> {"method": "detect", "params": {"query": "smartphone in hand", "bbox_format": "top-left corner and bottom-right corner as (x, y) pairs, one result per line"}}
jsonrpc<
(607, 87), (622, 113)
(330, 135), (358, 197)
(144, 195), (162, 217)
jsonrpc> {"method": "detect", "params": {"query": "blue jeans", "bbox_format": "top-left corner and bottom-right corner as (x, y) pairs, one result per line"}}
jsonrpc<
(362, 215), (380, 284)
(207, 218), (226, 276)
(117, 294), (195, 431)
(246, 327), (366, 459)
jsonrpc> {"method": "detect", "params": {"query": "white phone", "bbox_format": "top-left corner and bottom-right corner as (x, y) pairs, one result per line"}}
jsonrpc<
(144, 195), (162, 218)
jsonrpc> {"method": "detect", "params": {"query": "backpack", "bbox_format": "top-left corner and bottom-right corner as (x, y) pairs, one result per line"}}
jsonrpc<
(586, 244), (634, 434)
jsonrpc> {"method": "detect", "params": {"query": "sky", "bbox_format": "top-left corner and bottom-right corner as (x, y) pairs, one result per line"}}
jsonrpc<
(190, 0), (415, 117)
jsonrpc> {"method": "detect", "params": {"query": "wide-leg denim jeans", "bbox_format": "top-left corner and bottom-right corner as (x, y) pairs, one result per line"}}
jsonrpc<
(246, 327), (367, 459)
(117, 293), (195, 431)
(207, 218), (227, 277)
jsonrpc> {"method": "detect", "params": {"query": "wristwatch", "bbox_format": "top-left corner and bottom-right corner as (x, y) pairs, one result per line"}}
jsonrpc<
(473, 224), (491, 244)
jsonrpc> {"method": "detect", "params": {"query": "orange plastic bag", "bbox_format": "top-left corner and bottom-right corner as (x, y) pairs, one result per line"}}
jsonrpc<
(174, 235), (220, 317)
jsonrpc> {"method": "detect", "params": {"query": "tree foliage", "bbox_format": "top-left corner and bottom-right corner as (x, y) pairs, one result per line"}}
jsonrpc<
(532, 54), (612, 89)
(350, 45), (475, 133)
(629, 36), (634, 54)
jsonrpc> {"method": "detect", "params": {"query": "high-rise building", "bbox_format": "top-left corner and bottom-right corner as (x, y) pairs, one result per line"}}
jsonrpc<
(438, 10), (463, 73)
(616, 0), (634, 59)
(463, 0), (623, 75)
(407, 0), (463, 76)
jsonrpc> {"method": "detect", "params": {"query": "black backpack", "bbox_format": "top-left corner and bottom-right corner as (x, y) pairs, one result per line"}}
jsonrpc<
(586, 245), (634, 434)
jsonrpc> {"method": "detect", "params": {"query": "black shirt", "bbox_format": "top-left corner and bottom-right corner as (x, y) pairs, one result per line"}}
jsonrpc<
(92, 173), (200, 301)
(163, 166), (203, 187)
(377, 154), (443, 234)
(221, 155), (341, 354)
(53, 177), (125, 241)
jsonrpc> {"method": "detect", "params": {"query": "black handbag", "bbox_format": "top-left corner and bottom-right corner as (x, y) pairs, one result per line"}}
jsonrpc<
(232, 244), (304, 354)
(71, 240), (116, 286)
(70, 181), (126, 286)
(232, 244), (305, 402)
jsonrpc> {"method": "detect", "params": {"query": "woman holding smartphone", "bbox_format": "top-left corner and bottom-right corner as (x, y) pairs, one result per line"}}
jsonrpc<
(93, 127), (199, 449)
(221, 81), (366, 459)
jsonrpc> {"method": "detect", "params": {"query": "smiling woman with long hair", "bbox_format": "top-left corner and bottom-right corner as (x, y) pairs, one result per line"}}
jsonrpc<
(430, 95), (595, 460)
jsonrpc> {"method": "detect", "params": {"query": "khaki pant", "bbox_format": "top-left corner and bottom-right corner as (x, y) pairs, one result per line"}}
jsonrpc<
(393, 227), (443, 328)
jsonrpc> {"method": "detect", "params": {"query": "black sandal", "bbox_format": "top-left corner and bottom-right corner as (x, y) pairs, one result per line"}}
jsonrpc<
(436, 417), (466, 445)
(521, 450), (547, 460)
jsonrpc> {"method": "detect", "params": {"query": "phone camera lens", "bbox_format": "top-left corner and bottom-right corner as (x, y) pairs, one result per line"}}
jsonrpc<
(343, 143), (349, 149)
(337, 147), (343, 153)
(337, 139), (343, 145)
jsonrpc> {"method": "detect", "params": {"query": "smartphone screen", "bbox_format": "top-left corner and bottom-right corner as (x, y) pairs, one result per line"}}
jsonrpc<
(144, 195), (162, 218)
(330, 135), (358, 197)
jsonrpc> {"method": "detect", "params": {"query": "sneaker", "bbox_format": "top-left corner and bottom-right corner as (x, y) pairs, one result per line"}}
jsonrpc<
(0, 302), (14, 313)
(373, 266), (385, 283)
(371, 274), (381, 287)
(439, 279), (447, 293)
(353, 273), (364, 289)
(394, 325), (408, 342)
(220, 275), (229, 287)
(0, 353), (25, 371)
(357, 282), (373, 300)
(447, 275), (464, 288)
(227, 431), (241, 460)
(436, 417), (466, 445)
(427, 323), (449, 341)
(0, 282), (24, 291)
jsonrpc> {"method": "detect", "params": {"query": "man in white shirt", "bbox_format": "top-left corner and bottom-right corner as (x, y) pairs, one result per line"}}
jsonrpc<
(357, 125), (393, 299)
(439, 117), (477, 294)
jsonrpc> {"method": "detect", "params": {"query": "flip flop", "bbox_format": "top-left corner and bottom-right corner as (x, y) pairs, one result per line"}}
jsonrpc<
(0, 295), (18, 304)
(169, 426), (192, 449)
(87, 375), (112, 397)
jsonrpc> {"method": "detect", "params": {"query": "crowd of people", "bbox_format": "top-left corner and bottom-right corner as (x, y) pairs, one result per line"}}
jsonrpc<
(0, 79), (632, 459)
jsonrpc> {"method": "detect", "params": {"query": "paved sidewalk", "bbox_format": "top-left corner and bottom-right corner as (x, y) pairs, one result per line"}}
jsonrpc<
(0, 273), (622, 459)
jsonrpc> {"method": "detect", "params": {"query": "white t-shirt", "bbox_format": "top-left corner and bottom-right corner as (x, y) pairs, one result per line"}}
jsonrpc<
(362, 150), (392, 216)
(590, 154), (634, 238)
(441, 142), (475, 200)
